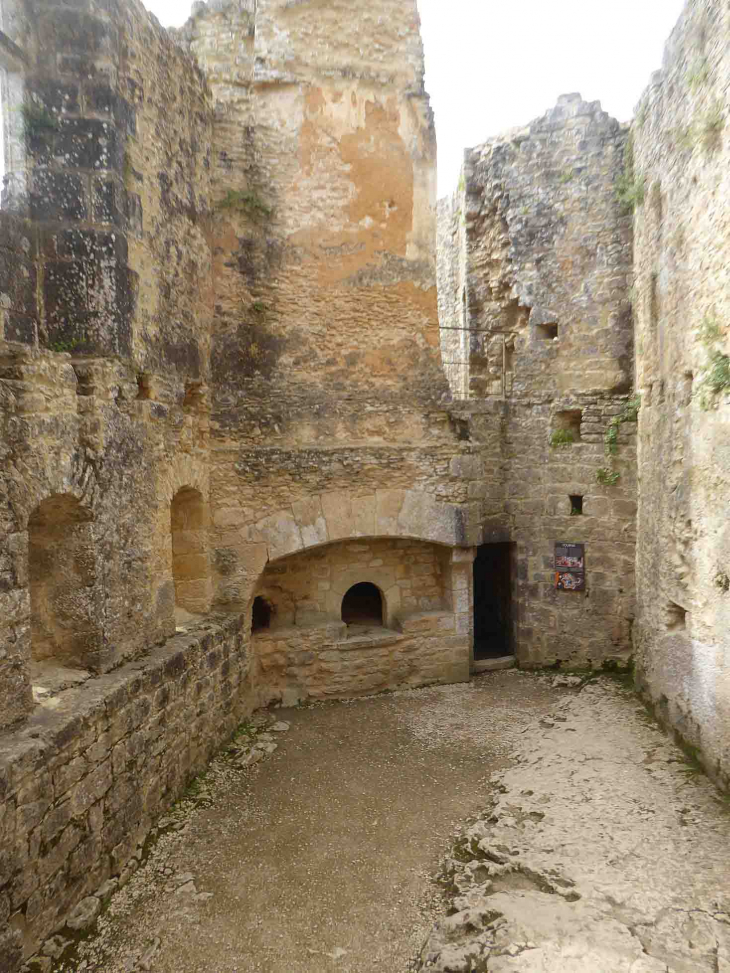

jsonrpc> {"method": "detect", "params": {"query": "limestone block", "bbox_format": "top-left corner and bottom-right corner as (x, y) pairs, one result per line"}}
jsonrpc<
(400, 611), (452, 634)
(212, 508), (248, 529)
(375, 489), (406, 536)
(350, 494), (377, 537)
(320, 492), (353, 543)
(232, 543), (268, 584)
(292, 496), (328, 549)
(252, 511), (303, 561)
(173, 579), (211, 613)
(454, 613), (472, 636)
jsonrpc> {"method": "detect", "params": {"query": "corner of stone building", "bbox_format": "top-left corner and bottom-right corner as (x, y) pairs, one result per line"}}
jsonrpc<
(436, 91), (637, 672)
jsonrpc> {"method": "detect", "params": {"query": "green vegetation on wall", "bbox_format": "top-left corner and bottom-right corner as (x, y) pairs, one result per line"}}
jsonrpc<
(696, 312), (730, 409)
(616, 134), (645, 213)
(218, 189), (273, 220)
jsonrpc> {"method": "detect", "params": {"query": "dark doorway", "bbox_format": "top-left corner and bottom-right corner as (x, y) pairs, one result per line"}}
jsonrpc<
(341, 582), (383, 626)
(473, 543), (514, 659)
(251, 596), (272, 633)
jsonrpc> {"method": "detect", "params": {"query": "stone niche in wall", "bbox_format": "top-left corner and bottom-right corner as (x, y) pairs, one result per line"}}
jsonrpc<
(250, 537), (471, 703)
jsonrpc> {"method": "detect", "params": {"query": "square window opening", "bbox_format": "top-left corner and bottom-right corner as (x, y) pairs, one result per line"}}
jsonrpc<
(569, 495), (583, 515)
(536, 322), (558, 340)
(550, 409), (582, 446)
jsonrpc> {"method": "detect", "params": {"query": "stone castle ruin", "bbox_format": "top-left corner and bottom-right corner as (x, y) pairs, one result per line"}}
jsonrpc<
(0, 0), (727, 964)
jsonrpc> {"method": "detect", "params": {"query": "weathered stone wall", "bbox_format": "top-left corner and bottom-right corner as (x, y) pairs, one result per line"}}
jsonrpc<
(0, 1), (479, 963)
(439, 95), (637, 667)
(0, 0), (215, 713)
(252, 537), (470, 701)
(0, 613), (251, 967)
(256, 538), (450, 627)
(436, 189), (468, 399)
(632, 0), (730, 787)
(177, 0), (485, 623)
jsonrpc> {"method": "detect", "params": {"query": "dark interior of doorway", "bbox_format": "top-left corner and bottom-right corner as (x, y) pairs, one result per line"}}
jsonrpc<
(473, 543), (514, 660)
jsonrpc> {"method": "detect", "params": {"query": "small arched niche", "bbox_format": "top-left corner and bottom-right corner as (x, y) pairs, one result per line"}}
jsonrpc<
(251, 596), (272, 634)
(28, 494), (101, 669)
(170, 486), (210, 621)
(341, 582), (384, 627)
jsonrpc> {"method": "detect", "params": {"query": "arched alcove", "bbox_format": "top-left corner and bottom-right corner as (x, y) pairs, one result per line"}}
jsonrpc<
(341, 582), (384, 626)
(170, 486), (210, 618)
(28, 494), (100, 668)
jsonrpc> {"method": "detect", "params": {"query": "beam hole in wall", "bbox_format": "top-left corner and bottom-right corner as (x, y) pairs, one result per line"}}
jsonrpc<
(569, 495), (583, 515)
(72, 364), (94, 396)
(536, 322), (558, 340)
(136, 373), (152, 400)
(183, 381), (206, 414)
(341, 582), (383, 627)
(251, 596), (272, 634)
(504, 336), (515, 374)
(552, 409), (582, 443)
(665, 601), (687, 631)
(170, 486), (210, 624)
(28, 494), (100, 673)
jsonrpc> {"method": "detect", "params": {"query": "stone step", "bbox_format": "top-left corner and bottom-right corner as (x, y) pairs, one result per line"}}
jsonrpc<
(471, 655), (516, 674)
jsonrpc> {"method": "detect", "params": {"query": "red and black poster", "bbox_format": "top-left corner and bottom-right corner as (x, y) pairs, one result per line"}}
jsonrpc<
(555, 542), (585, 592)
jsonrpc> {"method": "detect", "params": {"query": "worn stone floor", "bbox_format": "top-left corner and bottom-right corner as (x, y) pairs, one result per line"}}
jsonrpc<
(42, 673), (730, 973)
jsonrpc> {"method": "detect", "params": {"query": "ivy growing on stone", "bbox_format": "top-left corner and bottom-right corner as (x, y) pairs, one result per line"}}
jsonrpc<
(596, 467), (621, 486)
(596, 395), (641, 485)
(615, 134), (645, 213)
(604, 395), (641, 455)
(549, 429), (574, 447)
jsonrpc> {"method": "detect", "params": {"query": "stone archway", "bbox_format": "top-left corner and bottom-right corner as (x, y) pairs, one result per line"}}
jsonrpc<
(247, 532), (475, 705)
(341, 582), (384, 626)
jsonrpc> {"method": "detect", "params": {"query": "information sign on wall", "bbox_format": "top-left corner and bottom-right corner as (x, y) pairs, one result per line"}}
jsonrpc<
(555, 542), (585, 592)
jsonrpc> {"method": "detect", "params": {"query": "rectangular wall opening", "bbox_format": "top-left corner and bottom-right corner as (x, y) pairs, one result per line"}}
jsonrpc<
(536, 322), (558, 340)
(473, 542), (515, 661)
(569, 495), (583, 515)
(551, 409), (582, 444)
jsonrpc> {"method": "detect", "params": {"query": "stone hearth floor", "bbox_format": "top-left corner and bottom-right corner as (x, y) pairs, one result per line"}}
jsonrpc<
(37, 674), (730, 973)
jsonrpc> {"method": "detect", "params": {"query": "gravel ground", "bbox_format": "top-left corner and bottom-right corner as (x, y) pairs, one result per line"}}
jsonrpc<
(49, 671), (562, 973)
(41, 672), (730, 973)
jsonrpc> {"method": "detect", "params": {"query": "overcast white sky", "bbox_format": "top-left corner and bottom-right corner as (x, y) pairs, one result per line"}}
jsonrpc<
(0, 1), (689, 194)
(146, 0), (684, 195)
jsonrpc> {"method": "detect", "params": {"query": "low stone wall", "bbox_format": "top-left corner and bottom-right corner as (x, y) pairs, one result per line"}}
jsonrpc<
(254, 611), (469, 704)
(0, 613), (251, 967)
